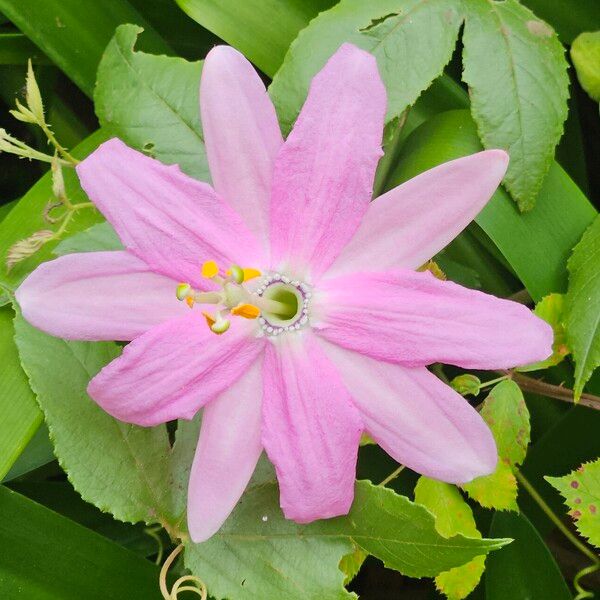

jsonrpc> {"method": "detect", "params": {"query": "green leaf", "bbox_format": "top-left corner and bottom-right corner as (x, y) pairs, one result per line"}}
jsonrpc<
(0, 485), (161, 599)
(95, 24), (209, 181)
(520, 0), (600, 44)
(185, 480), (509, 599)
(13, 313), (180, 530)
(450, 374), (482, 397)
(0, 128), (111, 290)
(0, 0), (170, 96)
(565, 215), (600, 399)
(518, 293), (569, 372)
(54, 222), (122, 256)
(463, 380), (530, 510)
(2, 424), (54, 482)
(414, 477), (485, 600)
(0, 306), (41, 479)
(0, 32), (49, 65)
(486, 511), (571, 600)
(270, 0), (463, 134)
(571, 31), (600, 102)
(462, 0), (569, 211)
(339, 545), (367, 586)
(387, 109), (597, 301)
(546, 458), (600, 548)
(174, 0), (336, 76)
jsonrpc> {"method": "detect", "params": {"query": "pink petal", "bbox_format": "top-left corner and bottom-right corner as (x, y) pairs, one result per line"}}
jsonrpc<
(188, 356), (263, 543)
(269, 43), (386, 279)
(88, 314), (264, 426)
(327, 151), (509, 277)
(201, 46), (282, 244)
(262, 333), (362, 522)
(321, 342), (497, 483)
(314, 269), (553, 369)
(76, 138), (264, 287)
(16, 251), (187, 341)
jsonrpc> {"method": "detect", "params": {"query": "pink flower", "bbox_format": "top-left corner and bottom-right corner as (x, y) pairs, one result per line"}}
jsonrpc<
(16, 44), (552, 542)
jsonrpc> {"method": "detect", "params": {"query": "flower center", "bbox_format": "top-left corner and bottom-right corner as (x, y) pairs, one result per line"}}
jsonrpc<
(174, 262), (311, 336)
(254, 274), (311, 336)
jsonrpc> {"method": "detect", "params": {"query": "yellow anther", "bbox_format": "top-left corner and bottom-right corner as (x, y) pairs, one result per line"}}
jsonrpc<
(185, 297), (195, 309)
(231, 303), (261, 319)
(242, 267), (261, 281)
(201, 260), (219, 279)
(417, 260), (447, 281)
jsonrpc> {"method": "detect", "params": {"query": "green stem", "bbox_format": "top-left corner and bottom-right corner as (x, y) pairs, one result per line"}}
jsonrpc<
(573, 563), (599, 600)
(479, 375), (509, 390)
(514, 468), (599, 564)
(379, 465), (405, 487)
(39, 121), (79, 165)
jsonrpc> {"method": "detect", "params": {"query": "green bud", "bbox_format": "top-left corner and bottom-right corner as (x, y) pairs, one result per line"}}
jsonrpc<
(450, 374), (482, 397)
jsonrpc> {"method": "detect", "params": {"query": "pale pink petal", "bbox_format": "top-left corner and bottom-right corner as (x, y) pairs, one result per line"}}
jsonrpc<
(16, 251), (187, 341)
(76, 138), (264, 287)
(201, 46), (282, 243)
(269, 43), (386, 279)
(188, 356), (264, 542)
(327, 151), (509, 277)
(314, 269), (552, 369)
(88, 314), (264, 426)
(262, 332), (362, 522)
(321, 342), (497, 483)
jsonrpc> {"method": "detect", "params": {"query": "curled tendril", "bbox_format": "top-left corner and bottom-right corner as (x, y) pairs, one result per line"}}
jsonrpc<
(573, 562), (599, 600)
(159, 544), (208, 600)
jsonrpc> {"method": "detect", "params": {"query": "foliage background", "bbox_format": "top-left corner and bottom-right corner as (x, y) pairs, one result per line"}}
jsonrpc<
(0, 0), (599, 598)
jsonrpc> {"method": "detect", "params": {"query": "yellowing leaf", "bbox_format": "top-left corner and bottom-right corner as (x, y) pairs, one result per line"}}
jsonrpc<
(518, 293), (569, 372)
(546, 459), (600, 548)
(415, 477), (486, 599)
(462, 380), (530, 511)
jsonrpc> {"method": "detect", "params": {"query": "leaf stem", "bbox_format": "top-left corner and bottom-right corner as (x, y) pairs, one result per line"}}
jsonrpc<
(514, 468), (599, 565)
(159, 544), (207, 600)
(479, 375), (509, 390)
(39, 121), (79, 165)
(507, 371), (600, 411)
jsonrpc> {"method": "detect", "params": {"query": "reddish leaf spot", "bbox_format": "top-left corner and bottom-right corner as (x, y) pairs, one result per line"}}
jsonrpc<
(590, 505), (597, 514)
(571, 509), (582, 519)
(571, 481), (580, 489)
(574, 497), (582, 504)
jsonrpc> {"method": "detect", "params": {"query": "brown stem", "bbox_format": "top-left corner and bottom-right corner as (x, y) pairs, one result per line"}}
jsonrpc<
(507, 288), (533, 305)
(508, 371), (600, 411)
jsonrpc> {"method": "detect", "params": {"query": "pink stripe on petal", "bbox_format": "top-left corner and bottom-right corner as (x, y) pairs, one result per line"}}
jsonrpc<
(262, 333), (362, 523)
(88, 314), (264, 426)
(188, 356), (263, 543)
(269, 43), (386, 279)
(76, 138), (264, 287)
(315, 269), (553, 369)
(16, 251), (187, 341)
(327, 151), (509, 277)
(201, 46), (282, 244)
(321, 342), (497, 483)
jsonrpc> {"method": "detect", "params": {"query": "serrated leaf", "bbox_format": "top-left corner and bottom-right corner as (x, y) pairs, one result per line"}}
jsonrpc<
(518, 293), (569, 372)
(546, 459), (600, 548)
(463, 380), (530, 510)
(95, 24), (209, 181)
(571, 31), (600, 102)
(270, 0), (463, 134)
(339, 545), (367, 586)
(414, 477), (485, 600)
(54, 222), (123, 256)
(462, 0), (569, 210)
(565, 215), (600, 399)
(185, 480), (509, 599)
(13, 313), (180, 530)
